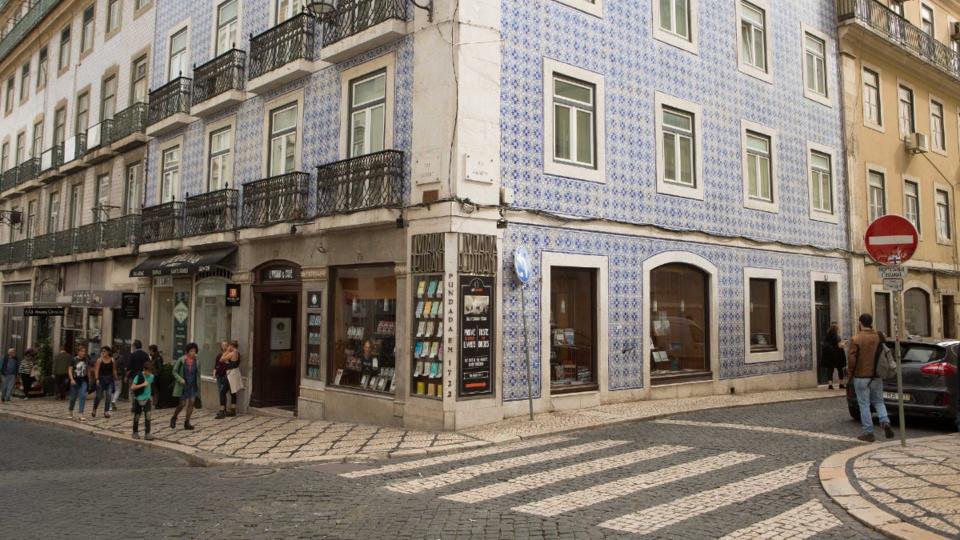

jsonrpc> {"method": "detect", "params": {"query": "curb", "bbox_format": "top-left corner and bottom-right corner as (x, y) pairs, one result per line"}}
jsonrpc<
(818, 437), (951, 540)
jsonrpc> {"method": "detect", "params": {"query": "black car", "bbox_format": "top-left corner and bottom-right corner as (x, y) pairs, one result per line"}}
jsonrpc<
(846, 338), (959, 424)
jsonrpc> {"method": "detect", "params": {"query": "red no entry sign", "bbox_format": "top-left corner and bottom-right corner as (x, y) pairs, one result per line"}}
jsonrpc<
(864, 215), (919, 266)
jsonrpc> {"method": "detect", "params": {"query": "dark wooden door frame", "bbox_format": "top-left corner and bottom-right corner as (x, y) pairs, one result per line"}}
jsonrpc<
(251, 282), (302, 408)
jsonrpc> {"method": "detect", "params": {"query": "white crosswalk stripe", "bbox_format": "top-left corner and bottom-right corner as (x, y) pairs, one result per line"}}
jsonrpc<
(719, 499), (841, 539)
(598, 461), (813, 535)
(441, 444), (693, 504)
(385, 439), (630, 495)
(653, 419), (855, 442)
(340, 435), (574, 479)
(512, 451), (762, 517)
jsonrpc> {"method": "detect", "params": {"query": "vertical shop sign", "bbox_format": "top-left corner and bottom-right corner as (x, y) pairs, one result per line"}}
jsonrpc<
(459, 275), (494, 396)
(173, 291), (190, 360)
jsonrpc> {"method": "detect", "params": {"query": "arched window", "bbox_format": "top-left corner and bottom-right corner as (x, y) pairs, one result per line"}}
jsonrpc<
(650, 263), (710, 380)
(904, 288), (930, 337)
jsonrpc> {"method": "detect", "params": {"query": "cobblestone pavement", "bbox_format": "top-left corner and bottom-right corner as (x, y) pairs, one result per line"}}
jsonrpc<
(1, 397), (953, 539)
(849, 435), (960, 537)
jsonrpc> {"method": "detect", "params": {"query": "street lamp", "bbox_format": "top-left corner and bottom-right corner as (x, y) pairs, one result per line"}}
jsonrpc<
(305, 1), (336, 18)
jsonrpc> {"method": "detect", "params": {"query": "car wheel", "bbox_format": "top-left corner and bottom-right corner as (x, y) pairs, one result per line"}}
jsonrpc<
(848, 404), (860, 421)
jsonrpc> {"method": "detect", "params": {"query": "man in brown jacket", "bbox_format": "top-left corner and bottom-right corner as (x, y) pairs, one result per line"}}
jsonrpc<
(847, 313), (894, 442)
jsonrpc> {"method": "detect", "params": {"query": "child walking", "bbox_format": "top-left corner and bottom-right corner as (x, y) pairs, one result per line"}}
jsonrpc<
(130, 361), (155, 440)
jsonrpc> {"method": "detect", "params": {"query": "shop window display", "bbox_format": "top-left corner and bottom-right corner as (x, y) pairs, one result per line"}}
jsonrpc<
(194, 279), (232, 374)
(411, 273), (443, 399)
(649, 264), (710, 380)
(330, 266), (397, 394)
(550, 267), (597, 392)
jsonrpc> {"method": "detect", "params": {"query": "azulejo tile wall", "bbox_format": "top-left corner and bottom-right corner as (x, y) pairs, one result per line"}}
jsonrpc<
(500, 224), (850, 401)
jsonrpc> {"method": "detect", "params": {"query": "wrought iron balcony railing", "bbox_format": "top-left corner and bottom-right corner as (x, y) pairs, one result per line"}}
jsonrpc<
(52, 228), (76, 257)
(0, 165), (17, 191)
(101, 214), (140, 250)
(74, 222), (102, 253)
(837, 0), (960, 81)
(110, 103), (148, 142)
(32, 232), (53, 258)
(242, 172), (309, 227)
(0, 0), (60, 64)
(317, 150), (403, 216)
(85, 119), (113, 150)
(321, 0), (406, 48)
(184, 188), (238, 236)
(40, 144), (63, 171)
(192, 49), (246, 105)
(62, 133), (87, 163)
(248, 12), (316, 80)
(9, 238), (31, 263)
(17, 157), (39, 182)
(147, 77), (193, 126)
(0, 242), (10, 264)
(140, 201), (184, 243)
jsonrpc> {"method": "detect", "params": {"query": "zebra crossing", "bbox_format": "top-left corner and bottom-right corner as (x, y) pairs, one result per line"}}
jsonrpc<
(341, 436), (845, 538)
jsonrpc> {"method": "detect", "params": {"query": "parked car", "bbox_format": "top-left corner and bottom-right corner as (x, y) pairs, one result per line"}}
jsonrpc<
(846, 338), (958, 425)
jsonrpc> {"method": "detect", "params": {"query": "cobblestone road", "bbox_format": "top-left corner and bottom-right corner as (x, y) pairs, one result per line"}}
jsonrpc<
(0, 397), (951, 539)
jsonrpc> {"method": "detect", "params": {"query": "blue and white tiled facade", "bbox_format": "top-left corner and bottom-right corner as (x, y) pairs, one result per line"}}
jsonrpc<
(497, 0), (850, 401)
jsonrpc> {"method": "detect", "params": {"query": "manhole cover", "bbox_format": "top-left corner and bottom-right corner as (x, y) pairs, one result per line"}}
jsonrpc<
(218, 467), (277, 479)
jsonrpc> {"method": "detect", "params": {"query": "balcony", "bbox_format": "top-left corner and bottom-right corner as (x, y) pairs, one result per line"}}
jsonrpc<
(140, 201), (184, 244)
(837, 0), (960, 83)
(0, 0), (60, 64)
(74, 222), (102, 253)
(0, 166), (17, 193)
(84, 120), (115, 164)
(242, 172), (309, 227)
(60, 134), (87, 173)
(248, 13), (320, 95)
(0, 242), (10, 264)
(17, 157), (39, 183)
(52, 229), (76, 257)
(101, 214), (140, 250)
(39, 144), (63, 179)
(184, 188), (238, 236)
(146, 77), (195, 137)
(317, 150), (403, 216)
(320, 0), (407, 63)
(31, 232), (53, 258)
(191, 49), (248, 117)
(8, 238), (31, 264)
(109, 103), (148, 151)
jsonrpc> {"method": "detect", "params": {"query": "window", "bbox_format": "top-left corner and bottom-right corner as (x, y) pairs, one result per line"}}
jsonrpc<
(81, 5), (95, 53)
(268, 104), (297, 176)
(874, 291), (891, 336)
(31, 121), (42, 158)
(868, 170), (886, 222)
(101, 75), (117, 120)
(37, 47), (47, 89)
(58, 26), (71, 71)
(9, 206), (20, 241)
(809, 150), (832, 214)
(135, 0), (149, 9)
(921, 4), (934, 35)
(68, 183), (83, 227)
(275, 0), (297, 24)
(160, 146), (180, 203)
(649, 263), (710, 380)
(53, 106), (66, 145)
(803, 32), (827, 99)
(550, 266), (598, 392)
(931, 99), (945, 151)
(19, 62), (29, 102)
(553, 0), (603, 17)
(216, 0), (239, 57)
(106, 0), (120, 33)
(168, 28), (188, 81)
(131, 56), (148, 105)
(5, 77), (14, 113)
(659, 0), (690, 40)
(749, 279), (777, 350)
(25, 200), (36, 239)
(348, 71), (386, 158)
(552, 74), (595, 169)
(862, 67), (881, 126)
(745, 131), (772, 202)
(898, 85), (914, 137)
(739, 1), (768, 74)
(75, 91), (89, 134)
(1, 143), (8, 171)
(904, 180), (920, 233)
(890, 1), (904, 16)
(94, 173), (110, 220)
(662, 108), (694, 186)
(15, 132), (24, 164)
(208, 127), (232, 191)
(123, 161), (141, 214)
(904, 288), (930, 336)
(47, 191), (59, 233)
(936, 188), (951, 241)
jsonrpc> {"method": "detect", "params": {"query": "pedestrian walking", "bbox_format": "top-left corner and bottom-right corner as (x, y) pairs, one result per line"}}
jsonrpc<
(847, 313), (895, 442)
(126, 340), (150, 404)
(18, 348), (35, 400)
(53, 345), (72, 400)
(130, 361), (154, 440)
(822, 322), (846, 390)
(148, 344), (164, 406)
(170, 343), (200, 430)
(92, 346), (118, 418)
(215, 340), (240, 419)
(0, 348), (19, 403)
(68, 346), (90, 421)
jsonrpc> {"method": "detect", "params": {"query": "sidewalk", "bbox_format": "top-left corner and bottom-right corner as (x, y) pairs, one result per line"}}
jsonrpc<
(0, 387), (842, 465)
(820, 434), (960, 540)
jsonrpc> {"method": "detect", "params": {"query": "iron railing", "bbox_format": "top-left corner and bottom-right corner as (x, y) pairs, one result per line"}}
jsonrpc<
(85, 119), (113, 150)
(32, 232), (53, 258)
(40, 144), (62, 171)
(140, 201), (184, 243)
(837, 0), (960, 80)
(185, 188), (238, 236)
(147, 77), (193, 126)
(0, 166), (17, 191)
(317, 150), (403, 216)
(248, 12), (316, 80)
(0, 0), (60, 64)
(0, 242), (11, 264)
(17, 157), (39, 182)
(110, 103), (148, 142)
(74, 222), (102, 253)
(9, 238), (31, 263)
(62, 134), (87, 163)
(321, 0), (406, 47)
(192, 49), (246, 105)
(101, 214), (141, 249)
(242, 172), (309, 227)
(52, 228), (76, 257)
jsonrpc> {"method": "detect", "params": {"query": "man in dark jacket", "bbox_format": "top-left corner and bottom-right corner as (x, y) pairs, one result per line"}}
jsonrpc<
(847, 314), (894, 442)
(1, 348), (19, 402)
(53, 345), (72, 400)
(126, 340), (150, 402)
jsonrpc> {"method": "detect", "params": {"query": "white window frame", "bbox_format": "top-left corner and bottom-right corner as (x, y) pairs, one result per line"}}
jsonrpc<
(651, 0), (699, 54)
(929, 95), (947, 154)
(263, 89), (305, 177)
(897, 80), (916, 140)
(158, 138), (183, 204)
(165, 23), (190, 82)
(735, 0), (773, 84)
(347, 70), (387, 158)
(935, 185), (951, 243)
(903, 176), (922, 238)
(654, 92), (703, 199)
(80, 4), (95, 54)
(866, 163), (887, 223)
(921, 3), (935, 35)
(861, 63), (884, 132)
(542, 58), (606, 183)
(744, 267), (783, 364)
(106, 0), (121, 35)
(800, 23), (831, 106)
(213, 0), (241, 57)
(552, 0), (603, 18)
(741, 120), (778, 213)
(339, 54), (395, 159)
(203, 116), (235, 191)
(123, 160), (142, 215)
(806, 142), (838, 223)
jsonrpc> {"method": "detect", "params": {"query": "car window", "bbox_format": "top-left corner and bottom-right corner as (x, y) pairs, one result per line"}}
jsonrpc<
(899, 345), (944, 363)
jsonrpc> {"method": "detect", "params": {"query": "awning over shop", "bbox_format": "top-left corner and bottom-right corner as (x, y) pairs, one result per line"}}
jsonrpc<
(130, 247), (236, 278)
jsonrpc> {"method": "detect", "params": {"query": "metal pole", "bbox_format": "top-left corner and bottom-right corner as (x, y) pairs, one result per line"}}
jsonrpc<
(520, 283), (534, 421)
(893, 285), (907, 447)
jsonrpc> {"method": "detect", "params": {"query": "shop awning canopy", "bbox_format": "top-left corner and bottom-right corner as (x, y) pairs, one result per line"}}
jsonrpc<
(130, 247), (236, 278)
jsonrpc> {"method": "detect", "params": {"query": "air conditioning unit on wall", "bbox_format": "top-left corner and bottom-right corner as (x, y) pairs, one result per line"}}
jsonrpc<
(906, 132), (929, 154)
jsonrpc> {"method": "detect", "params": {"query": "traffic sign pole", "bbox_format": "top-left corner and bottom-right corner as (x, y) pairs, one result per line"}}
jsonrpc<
(892, 287), (906, 447)
(513, 247), (535, 421)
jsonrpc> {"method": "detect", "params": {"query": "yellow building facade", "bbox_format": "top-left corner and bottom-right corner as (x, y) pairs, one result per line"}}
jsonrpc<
(839, 0), (960, 338)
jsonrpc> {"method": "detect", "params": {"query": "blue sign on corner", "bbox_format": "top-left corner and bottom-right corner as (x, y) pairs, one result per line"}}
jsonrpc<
(513, 246), (531, 284)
